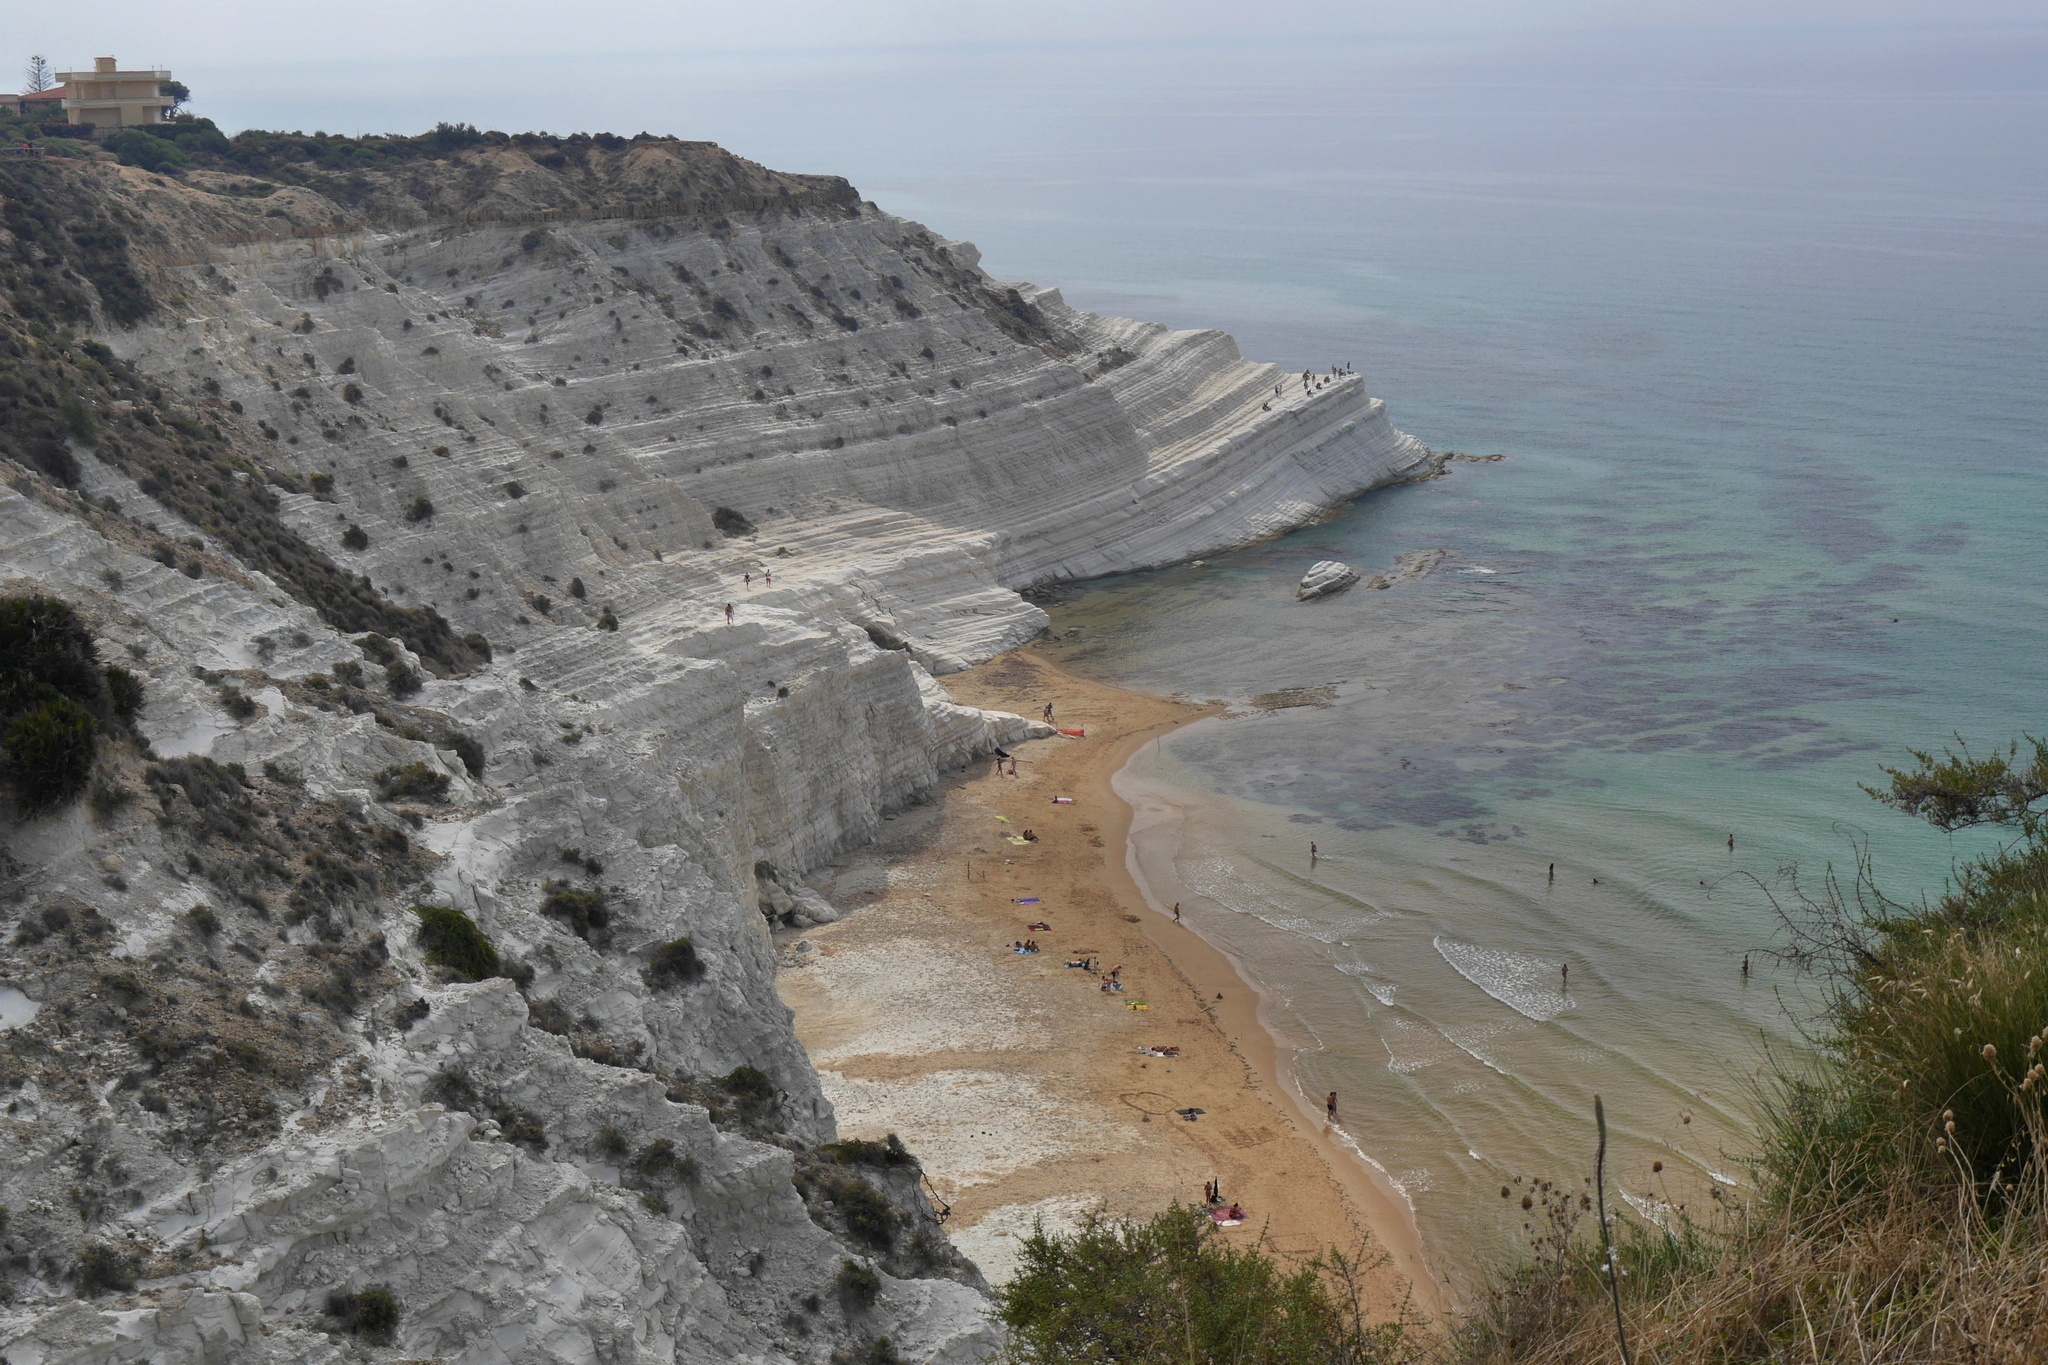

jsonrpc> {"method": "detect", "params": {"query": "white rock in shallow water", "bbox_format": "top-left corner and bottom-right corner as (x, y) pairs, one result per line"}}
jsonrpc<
(1297, 561), (1361, 601)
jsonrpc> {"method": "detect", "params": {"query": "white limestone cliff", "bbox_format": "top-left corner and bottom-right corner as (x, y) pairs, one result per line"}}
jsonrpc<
(0, 139), (1427, 1362)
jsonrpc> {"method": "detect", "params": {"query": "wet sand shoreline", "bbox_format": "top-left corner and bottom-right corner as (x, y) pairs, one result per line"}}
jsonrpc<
(776, 647), (1442, 1315)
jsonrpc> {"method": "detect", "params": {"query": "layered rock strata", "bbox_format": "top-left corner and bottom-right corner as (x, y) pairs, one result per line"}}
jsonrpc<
(0, 138), (1426, 1362)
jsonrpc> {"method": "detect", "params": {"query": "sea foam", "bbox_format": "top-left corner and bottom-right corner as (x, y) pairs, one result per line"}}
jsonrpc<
(1433, 936), (1573, 1021)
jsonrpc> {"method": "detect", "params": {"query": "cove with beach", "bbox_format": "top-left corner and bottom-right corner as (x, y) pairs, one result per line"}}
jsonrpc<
(770, 26), (2043, 1297)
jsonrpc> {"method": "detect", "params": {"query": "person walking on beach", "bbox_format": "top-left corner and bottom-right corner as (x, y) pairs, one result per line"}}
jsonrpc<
(724, 602), (735, 625)
(1326, 1091), (1339, 1122)
(1173, 902), (1182, 924)
(745, 572), (752, 588)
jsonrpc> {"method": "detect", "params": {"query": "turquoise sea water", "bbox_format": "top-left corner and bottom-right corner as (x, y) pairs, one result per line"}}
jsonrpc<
(228, 24), (2047, 1277)
(768, 28), (2042, 1277)
(950, 31), (2047, 1275)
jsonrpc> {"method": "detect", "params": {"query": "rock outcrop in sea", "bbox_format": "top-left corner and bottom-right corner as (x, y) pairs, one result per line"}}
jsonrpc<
(0, 133), (1428, 1361)
(1296, 561), (1361, 600)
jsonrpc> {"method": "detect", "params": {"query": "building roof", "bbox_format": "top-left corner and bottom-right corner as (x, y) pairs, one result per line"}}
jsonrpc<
(21, 88), (66, 104)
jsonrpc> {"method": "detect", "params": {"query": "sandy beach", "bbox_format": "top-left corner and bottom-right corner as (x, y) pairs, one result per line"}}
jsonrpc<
(777, 647), (1441, 1314)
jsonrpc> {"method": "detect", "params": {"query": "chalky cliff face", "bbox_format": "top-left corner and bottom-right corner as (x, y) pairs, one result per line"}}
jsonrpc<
(0, 139), (1423, 1362)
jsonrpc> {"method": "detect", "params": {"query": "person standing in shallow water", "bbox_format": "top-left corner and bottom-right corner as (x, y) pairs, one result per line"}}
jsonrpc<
(1326, 1091), (1339, 1122)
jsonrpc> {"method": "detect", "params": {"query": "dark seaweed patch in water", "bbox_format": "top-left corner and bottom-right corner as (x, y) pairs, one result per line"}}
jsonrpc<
(1766, 459), (1893, 562)
(1048, 433), (1953, 837)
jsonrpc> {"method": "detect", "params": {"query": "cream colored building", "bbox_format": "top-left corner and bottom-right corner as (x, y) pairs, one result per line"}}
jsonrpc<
(56, 57), (173, 129)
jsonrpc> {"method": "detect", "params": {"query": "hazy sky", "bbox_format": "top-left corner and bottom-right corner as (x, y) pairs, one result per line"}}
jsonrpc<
(10, 0), (2042, 199)
(14, 0), (2043, 72)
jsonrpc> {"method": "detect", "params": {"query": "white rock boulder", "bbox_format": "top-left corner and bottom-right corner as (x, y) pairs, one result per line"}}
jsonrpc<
(1296, 561), (1360, 601)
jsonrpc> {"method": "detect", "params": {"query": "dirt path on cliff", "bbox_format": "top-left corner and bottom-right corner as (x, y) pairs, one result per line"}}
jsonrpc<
(776, 647), (1441, 1319)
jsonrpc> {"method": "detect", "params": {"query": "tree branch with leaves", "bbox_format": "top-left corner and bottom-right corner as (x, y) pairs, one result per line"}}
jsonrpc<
(1866, 734), (2048, 837)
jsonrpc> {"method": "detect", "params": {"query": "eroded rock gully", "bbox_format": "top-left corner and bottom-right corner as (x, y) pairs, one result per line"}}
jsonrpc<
(0, 140), (1426, 1362)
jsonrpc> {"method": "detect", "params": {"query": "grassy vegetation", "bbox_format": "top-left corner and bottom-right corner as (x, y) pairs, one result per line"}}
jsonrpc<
(1460, 736), (2048, 1365)
(1001, 1205), (1418, 1365)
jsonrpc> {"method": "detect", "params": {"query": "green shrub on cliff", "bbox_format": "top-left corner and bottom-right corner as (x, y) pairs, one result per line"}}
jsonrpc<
(412, 904), (500, 981)
(540, 879), (609, 941)
(374, 761), (449, 803)
(1002, 1205), (1417, 1365)
(644, 936), (704, 989)
(0, 595), (146, 816)
(3, 697), (98, 812)
(325, 1285), (400, 1345)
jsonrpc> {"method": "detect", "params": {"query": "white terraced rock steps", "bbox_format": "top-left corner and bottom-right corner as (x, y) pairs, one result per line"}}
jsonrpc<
(0, 142), (1429, 1363)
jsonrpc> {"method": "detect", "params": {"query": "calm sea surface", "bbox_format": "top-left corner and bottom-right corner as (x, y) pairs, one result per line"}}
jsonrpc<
(230, 24), (2048, 1278)
(822, 29), (2043, 1277)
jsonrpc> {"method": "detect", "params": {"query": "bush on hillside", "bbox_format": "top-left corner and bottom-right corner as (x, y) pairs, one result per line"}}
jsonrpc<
(325, 1286), (400, 1345)
(374, 761), (449, 803)
(0, 595), (108, 718)
(539, 879), (609, 941)
(644, 936), (704, 989)
(72, 1243), (141, 1297)
(835, 1260), (881, 1312)
(817, 1134), (918, 1169)
(106, 129), (189, 171)
(1002, 1205), (1415, 1365)
(0, 595), (139, 816)
(412, 904), (500, 981)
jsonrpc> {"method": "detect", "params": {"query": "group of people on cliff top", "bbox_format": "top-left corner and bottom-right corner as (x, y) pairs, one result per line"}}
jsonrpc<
(1266, 363), (1355, 409)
